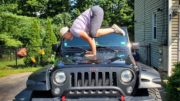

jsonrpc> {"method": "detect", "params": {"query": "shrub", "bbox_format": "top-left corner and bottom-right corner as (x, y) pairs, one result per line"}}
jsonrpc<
(0, 33), (22, 47)
(0, 4), (18, 13)
(42, 18), (57, 65)
(0, 12), (36, 46)
(0, 12), (74, 66)
(24, 19), (41, 66)
(53, 13), (72, 26)
(165, 63), (180, 101)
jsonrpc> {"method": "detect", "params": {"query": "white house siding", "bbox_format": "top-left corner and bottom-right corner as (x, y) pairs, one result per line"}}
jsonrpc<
(171, 0), (179, 66)
(134, 0), (146, 63)
(135, 0), (168, 69)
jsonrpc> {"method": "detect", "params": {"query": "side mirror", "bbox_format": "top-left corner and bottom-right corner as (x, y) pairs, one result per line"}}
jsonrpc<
(131, 42), (140, 50)
(52, 44), (59, 52)
(131, 42), (140, 62)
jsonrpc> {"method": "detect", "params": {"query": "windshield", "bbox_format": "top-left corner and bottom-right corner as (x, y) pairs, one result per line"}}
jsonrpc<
(63, 33), (128, 47)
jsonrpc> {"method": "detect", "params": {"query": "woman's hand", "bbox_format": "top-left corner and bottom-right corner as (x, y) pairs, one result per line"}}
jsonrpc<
(85, 53), (97, 60)
(85, 51), (93, 54)
(85, 51), (96, 57)
(85, 52), (96, 56)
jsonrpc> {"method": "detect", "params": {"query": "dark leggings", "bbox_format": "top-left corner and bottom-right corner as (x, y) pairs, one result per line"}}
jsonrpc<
(90, 6), (104, 38)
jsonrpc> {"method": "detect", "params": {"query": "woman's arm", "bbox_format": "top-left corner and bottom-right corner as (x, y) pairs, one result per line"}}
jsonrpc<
(79, 31), (96, 55)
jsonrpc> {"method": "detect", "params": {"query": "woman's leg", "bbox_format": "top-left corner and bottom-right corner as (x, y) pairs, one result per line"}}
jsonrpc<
(96, 24), (126, 37)
(95, 28), (115, 37)
(90, 5), (104, 37)
(90, 6), (125, 38)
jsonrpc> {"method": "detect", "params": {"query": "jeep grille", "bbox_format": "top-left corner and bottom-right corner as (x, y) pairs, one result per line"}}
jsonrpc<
(70, 72), (117, 87)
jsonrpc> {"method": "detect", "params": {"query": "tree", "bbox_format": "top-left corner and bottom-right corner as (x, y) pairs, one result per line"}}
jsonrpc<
(0, 3), (18, 13)
(0, 33), (22, 47)
(73, 0), (96, 12)
(17, 0), (71, 18)
(42, 18), (57, 64)
(0, 12), (40, 46)
(24, 19), (41, 65)
(53, 12), (72, 28)
(45, 0), (70, 17)
(17, 0), (49, 17)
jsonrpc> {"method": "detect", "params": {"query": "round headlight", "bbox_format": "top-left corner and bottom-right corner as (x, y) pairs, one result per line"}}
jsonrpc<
(121, 70), (133, 83)
(54, 71), (66, 84)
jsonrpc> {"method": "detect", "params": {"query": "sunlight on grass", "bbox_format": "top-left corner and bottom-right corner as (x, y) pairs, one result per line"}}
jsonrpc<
(0, 67), (40, 77)
(0, 58), (24, 69)
(0, 58), (41, 77)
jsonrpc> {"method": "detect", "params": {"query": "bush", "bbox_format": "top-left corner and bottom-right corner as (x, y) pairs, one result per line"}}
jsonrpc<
(0, 12), (36, 46)
(0, 12), (73, 66)
(0, 33), (22, 47)
(42, 18), (57, 64)
(165, 63), (180, 101)
(0, 4), (18, 13)
(24, 19), (41, 66)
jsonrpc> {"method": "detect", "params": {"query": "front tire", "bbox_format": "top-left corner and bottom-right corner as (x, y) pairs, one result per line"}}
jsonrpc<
(133, 88), (162, 101)
(148, 88), (162, 101)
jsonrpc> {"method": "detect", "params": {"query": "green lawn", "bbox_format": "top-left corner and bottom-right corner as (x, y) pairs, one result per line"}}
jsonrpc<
(0, 59), (41, 77)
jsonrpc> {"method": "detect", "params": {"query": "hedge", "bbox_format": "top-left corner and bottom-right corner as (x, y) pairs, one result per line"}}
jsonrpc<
(165, 63), (180, 101)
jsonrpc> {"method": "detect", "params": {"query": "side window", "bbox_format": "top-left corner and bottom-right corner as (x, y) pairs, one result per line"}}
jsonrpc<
(152, 13), (157, 40)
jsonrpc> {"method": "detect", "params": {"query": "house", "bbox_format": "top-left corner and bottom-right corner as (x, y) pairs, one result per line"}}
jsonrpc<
(134, 0), (180, 76)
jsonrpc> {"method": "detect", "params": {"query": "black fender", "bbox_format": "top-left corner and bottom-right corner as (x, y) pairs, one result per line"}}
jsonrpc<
(14, 89), (32, 101)
(138, 63), (161, 88)
(26, 65), (54, 91)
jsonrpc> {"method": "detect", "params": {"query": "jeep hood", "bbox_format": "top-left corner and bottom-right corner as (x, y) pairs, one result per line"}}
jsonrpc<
(56, 51), (134, 66)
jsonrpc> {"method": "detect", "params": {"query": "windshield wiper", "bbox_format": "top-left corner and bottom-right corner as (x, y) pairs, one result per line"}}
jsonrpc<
(96, 46), (118, 52)
(66, 46), (87, 52)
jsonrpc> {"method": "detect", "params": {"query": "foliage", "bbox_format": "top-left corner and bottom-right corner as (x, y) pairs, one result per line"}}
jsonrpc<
(53, 13), (72, 27)
(0, 12), (59, 65)
(24, 19), (41, 66)
(17, 0), (70, 17)
(0, 33), (22, 47)
(0, 3), (18, 13)
(0, 12), (36, 46)
(17, 0), (49, 17)
(45, 0), (70, 17)
(165, 63), (180, 101)
(42, 18), (57, 64)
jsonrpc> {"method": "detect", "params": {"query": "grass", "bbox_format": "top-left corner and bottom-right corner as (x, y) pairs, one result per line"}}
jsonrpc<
(0, 58), (41, 77)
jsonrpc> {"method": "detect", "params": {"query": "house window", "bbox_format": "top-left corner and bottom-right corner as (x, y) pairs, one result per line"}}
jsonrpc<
(152, 13), (157, 40)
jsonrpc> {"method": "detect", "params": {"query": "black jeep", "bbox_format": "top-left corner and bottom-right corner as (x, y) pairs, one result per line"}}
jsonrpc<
(15, 27), (162, 101)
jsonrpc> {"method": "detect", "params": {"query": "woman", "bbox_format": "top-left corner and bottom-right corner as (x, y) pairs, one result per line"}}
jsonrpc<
(60, 5), (125, 57)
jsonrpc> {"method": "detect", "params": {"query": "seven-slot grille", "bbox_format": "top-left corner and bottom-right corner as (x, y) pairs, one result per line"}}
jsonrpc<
(70, 72), (117, 87)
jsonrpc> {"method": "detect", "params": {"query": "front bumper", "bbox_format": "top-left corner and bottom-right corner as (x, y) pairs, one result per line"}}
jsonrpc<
(62, 86), (125, 98)
(15, 89), (155, 101)
(30, 96), (154, 101)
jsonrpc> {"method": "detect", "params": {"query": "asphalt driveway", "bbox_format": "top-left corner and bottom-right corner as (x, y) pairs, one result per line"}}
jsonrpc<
(0, 73), (31, 101)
